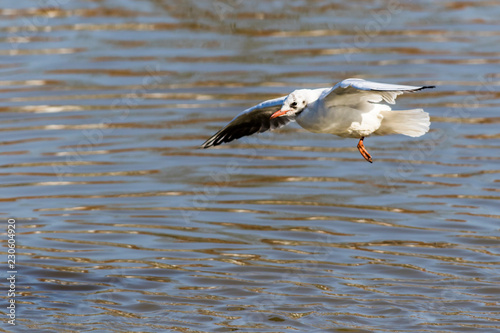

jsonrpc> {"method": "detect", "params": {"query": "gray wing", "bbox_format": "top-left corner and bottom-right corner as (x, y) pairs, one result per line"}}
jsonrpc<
(201, 96), (294, 148)
(323, 78), (435, 111)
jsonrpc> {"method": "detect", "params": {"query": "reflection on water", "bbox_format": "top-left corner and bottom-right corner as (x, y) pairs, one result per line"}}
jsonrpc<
(1, 0), (500, 331)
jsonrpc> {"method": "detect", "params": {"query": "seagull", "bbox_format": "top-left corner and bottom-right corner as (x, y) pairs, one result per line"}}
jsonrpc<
(201, 78), (434, 163)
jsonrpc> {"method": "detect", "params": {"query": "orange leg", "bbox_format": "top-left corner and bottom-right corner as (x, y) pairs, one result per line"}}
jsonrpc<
(357, 137), (373, 163)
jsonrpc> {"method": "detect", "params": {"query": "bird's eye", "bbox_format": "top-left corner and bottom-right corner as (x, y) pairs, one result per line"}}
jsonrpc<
(290, 102), (297, 108)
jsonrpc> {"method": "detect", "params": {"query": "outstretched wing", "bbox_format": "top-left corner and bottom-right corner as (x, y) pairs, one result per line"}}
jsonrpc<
(323, 78), (435, 111)
(201, 95), (294, 148)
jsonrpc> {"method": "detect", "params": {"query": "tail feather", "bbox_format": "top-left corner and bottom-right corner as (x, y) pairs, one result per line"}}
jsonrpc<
(375, 109), (430, 137)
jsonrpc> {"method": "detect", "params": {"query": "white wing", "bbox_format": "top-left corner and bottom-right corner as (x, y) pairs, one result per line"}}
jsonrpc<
(201, 95), (294, 148)
(323, 78), (434, 110)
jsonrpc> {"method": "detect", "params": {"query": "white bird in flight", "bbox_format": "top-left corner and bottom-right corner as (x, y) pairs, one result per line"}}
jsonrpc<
(201, 78), (434, 162)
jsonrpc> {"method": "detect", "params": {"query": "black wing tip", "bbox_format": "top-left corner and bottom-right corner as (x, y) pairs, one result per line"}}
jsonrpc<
(200, 138), (216, 149)
(414, 85), (436, 91)
(201, 130), (228, 149)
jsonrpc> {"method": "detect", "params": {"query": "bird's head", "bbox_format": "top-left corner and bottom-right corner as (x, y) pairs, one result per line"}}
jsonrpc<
(270, 90), (308, 119)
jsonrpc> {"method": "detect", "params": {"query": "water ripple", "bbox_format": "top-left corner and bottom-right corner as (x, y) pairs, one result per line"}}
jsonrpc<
(2, 0), (500, 331)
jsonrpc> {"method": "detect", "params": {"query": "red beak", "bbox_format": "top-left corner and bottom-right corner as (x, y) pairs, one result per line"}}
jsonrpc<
(270, 109), (290, 119)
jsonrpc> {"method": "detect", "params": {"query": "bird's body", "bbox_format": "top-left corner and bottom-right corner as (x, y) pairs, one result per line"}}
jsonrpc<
(202, 78), (434, 162)
(293, 87), (383, 137)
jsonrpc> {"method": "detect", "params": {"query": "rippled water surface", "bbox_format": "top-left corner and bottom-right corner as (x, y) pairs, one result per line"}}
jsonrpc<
(1, 0), (500, 332)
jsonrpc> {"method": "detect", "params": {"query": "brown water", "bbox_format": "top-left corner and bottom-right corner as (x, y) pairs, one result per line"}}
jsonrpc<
(1, 0), (500, 332)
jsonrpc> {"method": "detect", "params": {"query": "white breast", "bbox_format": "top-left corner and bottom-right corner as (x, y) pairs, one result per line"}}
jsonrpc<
(297, 89), (389, 138)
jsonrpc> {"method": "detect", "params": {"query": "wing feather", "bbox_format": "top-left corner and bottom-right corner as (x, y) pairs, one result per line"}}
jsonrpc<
(201, 96), (294, 148)
(324, 78), (434, 109)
